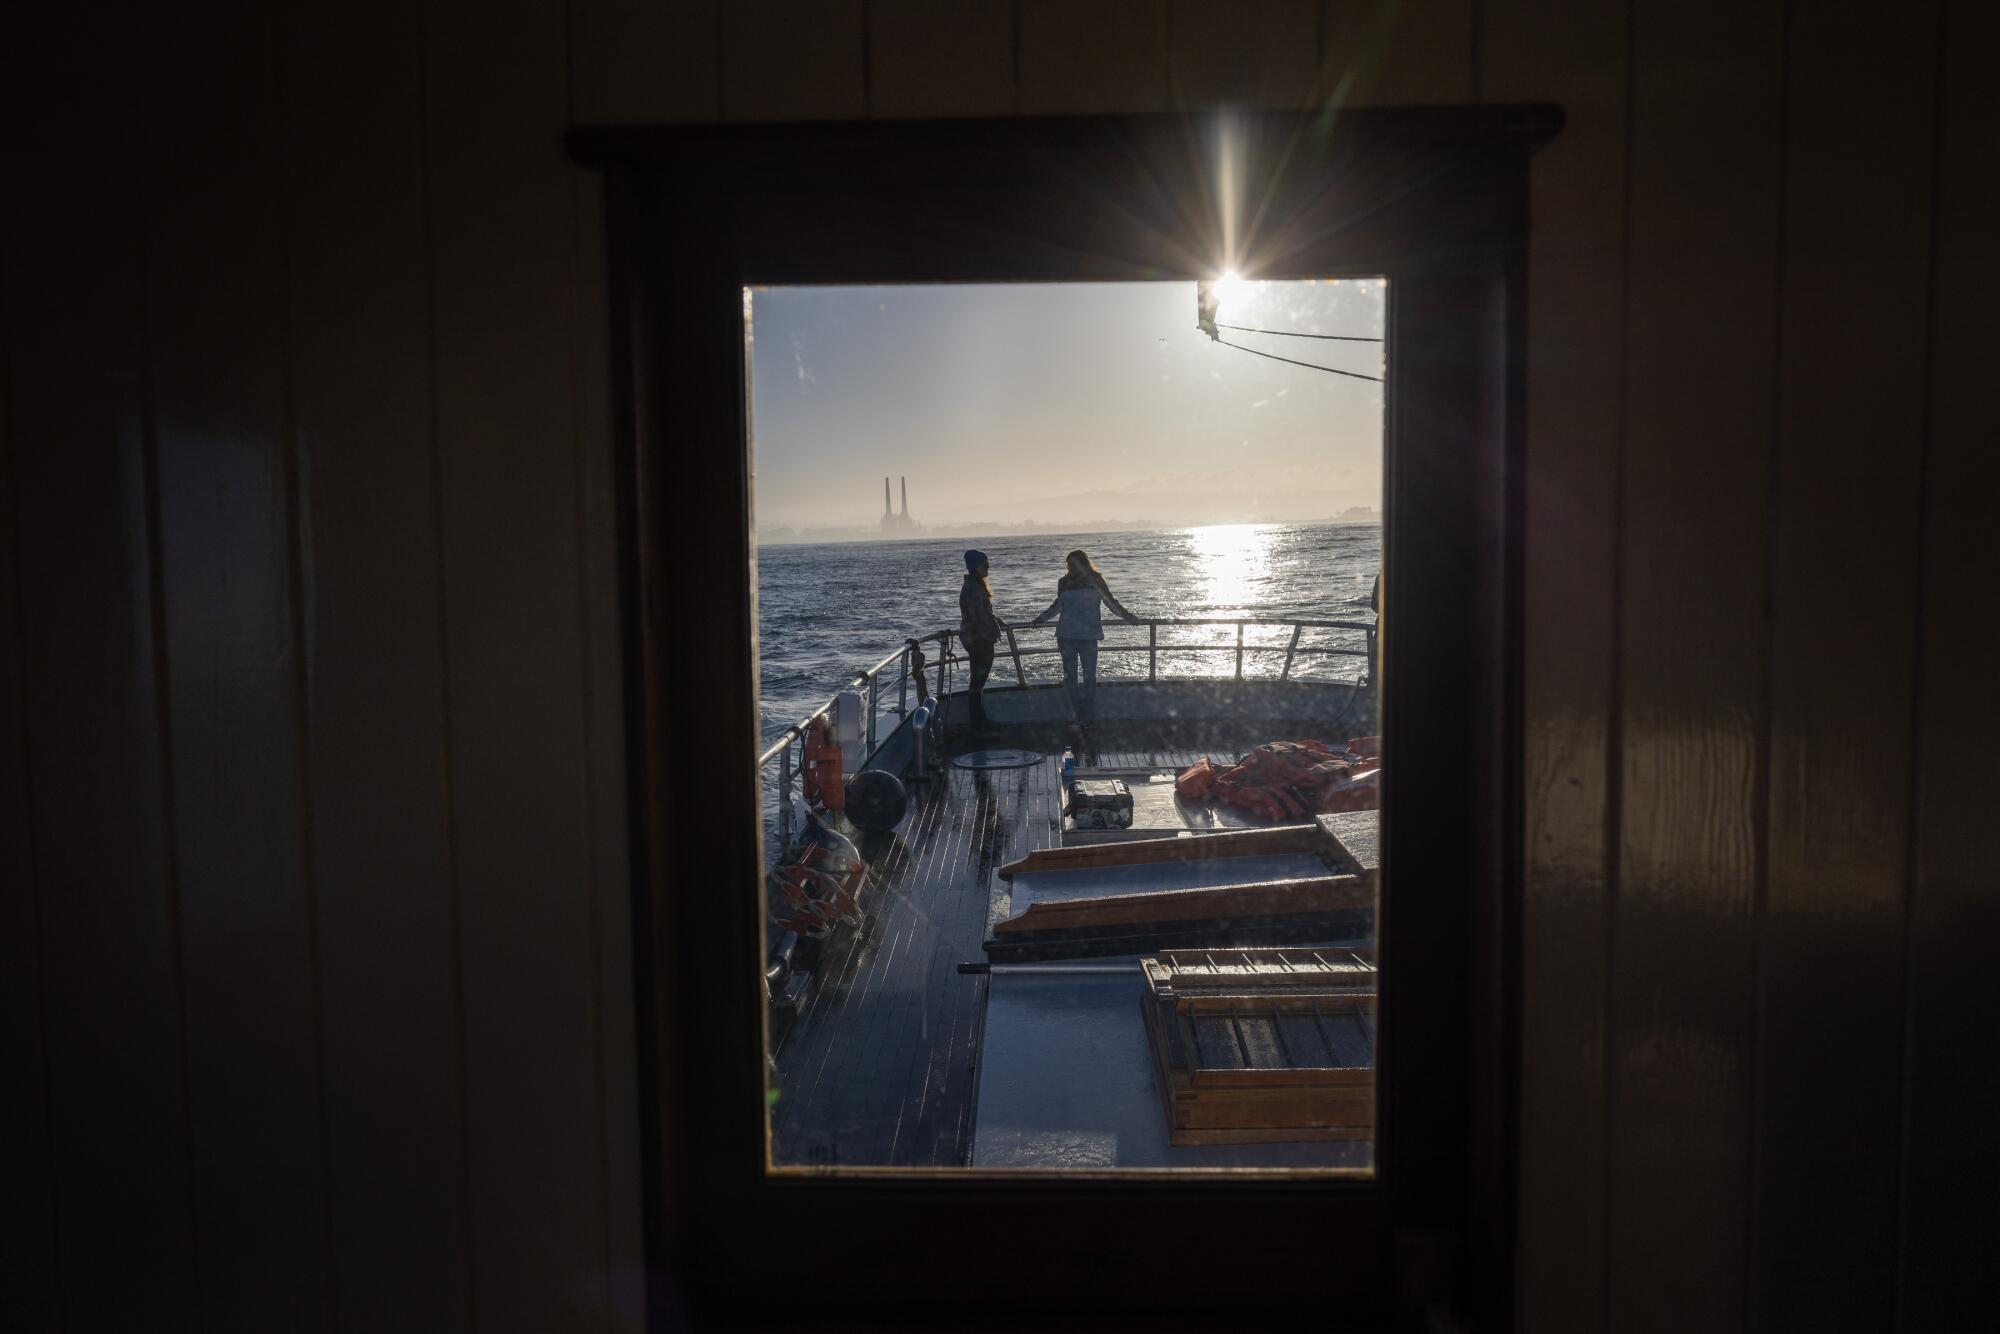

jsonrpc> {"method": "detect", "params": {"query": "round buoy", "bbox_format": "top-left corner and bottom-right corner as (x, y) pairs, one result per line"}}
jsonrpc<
(843, 769), (908, 833)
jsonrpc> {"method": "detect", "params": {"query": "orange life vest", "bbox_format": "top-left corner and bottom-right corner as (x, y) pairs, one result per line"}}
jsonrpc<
(771, 814), (867, 938)
(1179, 740), (1382, 821)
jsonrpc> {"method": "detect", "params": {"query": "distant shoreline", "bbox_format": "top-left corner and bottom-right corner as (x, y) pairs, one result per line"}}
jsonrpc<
(755, 515), (1381, 546)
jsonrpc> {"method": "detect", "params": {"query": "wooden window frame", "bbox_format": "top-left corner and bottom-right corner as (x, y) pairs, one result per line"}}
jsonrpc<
(571, 106), (1558, 1329)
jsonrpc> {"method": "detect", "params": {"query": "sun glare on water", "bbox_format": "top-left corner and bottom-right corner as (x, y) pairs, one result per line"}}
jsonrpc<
(1189, 522), (1278, 613)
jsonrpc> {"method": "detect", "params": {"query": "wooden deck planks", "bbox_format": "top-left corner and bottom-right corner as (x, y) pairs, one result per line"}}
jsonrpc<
(770, 726), (1294, 1167)
(773, 753), (1055, 1166)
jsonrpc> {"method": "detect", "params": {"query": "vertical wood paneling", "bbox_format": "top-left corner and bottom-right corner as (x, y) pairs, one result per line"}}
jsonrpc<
(143, 7), (333, 1327)
(282, 4), (473, 1326)
(1480, 2), (1626, 1330)
(1754, 5), (1937, 1329)
(869, 0), (1016, 118)
(0, 271), (62, 1331)
(720, 0), (867, 121)
(1610, 4), (1785, 1331)
(1169, 0), (1318, 109)
(1322, 0), (1476, 107)
(1018, 0), (1172, 114)
(1899, 4), (2000, 1326)
(567, 0), (722, 123)
(423, 0), (609, 1327)
(0, 12), (200, 1330)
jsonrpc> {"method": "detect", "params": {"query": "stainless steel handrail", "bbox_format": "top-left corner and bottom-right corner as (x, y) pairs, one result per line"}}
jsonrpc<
(758, 631), (953, 847)
(980, 618), (1377, 682)
(757, 616), (1374, 848)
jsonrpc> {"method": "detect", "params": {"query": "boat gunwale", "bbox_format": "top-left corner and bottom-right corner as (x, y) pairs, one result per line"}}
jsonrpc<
(756, 614), (1379, 769)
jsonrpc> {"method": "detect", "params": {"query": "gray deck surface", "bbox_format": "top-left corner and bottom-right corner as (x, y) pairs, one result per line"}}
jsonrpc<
(971, 963), (1375, 1170)
(978, 815), (1376, 1169)
(770, 725), (1269, 1168)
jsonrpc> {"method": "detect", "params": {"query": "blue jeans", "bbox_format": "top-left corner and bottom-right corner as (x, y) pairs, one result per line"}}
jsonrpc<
(1058, 637), (1099, 721)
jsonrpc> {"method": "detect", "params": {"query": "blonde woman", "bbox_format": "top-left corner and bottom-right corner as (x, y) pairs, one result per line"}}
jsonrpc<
(1029, 549), (1140, 723)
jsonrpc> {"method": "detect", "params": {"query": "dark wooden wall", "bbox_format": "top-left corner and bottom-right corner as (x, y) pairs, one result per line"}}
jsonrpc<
(2, 3), (1991, 1331)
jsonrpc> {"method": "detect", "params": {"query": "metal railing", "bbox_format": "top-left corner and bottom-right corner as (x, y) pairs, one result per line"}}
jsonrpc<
(758, 634), (949, 849)
(990, 617), (1376, 684)
(758, 616), (1375, 850)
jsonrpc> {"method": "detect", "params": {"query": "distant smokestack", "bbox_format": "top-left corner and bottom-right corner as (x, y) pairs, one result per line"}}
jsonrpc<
(900, 476), (908, 517)
(883, 476), (891, 516)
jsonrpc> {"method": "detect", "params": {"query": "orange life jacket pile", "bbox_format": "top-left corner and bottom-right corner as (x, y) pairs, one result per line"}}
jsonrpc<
(1175, 738), (1381, 822)
(771, 813), (868, 938)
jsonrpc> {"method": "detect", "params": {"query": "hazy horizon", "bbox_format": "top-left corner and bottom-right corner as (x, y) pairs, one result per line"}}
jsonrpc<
(746, 279), (1385, 532)
(754, 514), (1382, 546)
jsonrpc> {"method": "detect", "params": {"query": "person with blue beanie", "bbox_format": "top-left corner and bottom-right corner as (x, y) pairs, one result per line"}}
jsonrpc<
(958, 550), (1007, 729)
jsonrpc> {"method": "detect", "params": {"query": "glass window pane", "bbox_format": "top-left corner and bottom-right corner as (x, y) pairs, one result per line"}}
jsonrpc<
(746, 279), (1385, 1173)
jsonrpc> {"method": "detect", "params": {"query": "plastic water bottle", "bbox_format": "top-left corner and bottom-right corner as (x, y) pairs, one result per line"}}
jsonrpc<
(1061, 747), (1076, 791)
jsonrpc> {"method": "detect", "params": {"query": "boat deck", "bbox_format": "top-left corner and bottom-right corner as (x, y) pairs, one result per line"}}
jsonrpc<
(769, 722), (1293, 1168)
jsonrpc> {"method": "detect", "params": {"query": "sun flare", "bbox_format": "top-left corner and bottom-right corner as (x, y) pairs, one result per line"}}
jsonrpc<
(1212, 270), (1249, 317)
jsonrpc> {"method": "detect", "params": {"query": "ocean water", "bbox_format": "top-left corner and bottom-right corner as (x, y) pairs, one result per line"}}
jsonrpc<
(756, 522), (1382, 751)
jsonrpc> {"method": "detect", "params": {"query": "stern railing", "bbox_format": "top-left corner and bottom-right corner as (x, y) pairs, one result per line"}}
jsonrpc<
(758, 617), (1374, 851)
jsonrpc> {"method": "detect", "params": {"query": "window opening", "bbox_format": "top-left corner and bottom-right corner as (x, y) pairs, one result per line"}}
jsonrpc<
(747, 277), (1385, 1173)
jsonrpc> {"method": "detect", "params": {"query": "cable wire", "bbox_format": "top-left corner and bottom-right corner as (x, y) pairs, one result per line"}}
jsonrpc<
(1216, 323), (1383, 342)
(1214, 337), (1384, 382)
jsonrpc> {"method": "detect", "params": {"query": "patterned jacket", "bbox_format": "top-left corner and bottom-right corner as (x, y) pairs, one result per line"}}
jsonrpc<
(1030, 572), (1138, 641)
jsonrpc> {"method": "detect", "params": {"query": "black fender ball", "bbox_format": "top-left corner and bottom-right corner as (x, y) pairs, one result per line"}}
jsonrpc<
(843, 769), (908, 834)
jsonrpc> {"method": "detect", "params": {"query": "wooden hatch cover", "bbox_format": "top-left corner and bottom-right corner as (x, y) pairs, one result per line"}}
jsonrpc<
(1140, 948), (1377, 1146)
(984, 872), (1376, 962)
(997, 819), (1368, 878)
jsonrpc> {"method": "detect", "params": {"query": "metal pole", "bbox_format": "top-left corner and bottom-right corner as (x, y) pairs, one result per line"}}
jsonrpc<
(1281, 622), (1303, 680)
(1235, 622), (1245, 680)
(898, 645), (910, 716)
(955, 962), (1141, 975)
(1148, 622), (1157, 682)
(866, 670), (878, 753)
(1006, 626), (1026, 686)
(936, 632), (951, 721)
(778, 740), (794, 847)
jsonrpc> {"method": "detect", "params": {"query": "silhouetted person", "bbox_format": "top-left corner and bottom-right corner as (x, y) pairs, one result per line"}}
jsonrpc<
(1368, 569), (1382, 687)
(1030, 548), (1139, 726)
(959, 550), (1007, 729)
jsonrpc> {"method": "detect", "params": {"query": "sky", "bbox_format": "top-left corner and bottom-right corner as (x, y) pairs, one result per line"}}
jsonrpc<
(746, 278), (1385, 533)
